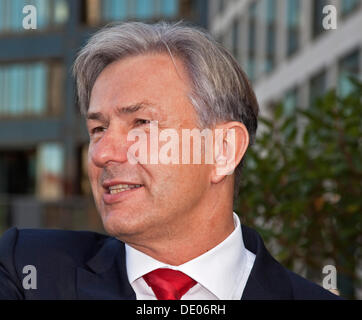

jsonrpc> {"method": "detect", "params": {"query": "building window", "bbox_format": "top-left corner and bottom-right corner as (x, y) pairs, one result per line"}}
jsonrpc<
(247, 1), (258, 82)
(265, 0), (277, 73)
(338, 49), (360, 97)
(0, 62), (63, 118)
(36, 143), (64, 200)
(102, 0), (128, 21)
(80, 144), (92, 196)
(0, 149), (36, 195)
(284, 87), (298, 115)
(309, 69), (327, 106)
(0, 0), (69, 33)
(312, 0), (327, 38)
(232, 19), (240, 60)
(341, 0), (360, 17)
(287, 0), (300, 57)
(85, 0), (181, 25)
(219, 0), (226, 13)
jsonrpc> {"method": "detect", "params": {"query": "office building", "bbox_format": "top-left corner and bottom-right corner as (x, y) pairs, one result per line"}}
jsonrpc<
(209, 0), (362, 112)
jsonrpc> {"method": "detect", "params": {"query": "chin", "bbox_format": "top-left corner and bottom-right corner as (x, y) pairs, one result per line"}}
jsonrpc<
(101, 209), (148, 239)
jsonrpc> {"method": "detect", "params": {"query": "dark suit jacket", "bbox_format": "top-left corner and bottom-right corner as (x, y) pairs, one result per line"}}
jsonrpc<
(0, 225), (340, 300)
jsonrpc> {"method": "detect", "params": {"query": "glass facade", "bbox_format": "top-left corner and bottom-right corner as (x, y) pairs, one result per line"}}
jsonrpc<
(287, 0), (300, 56)
(0, 149), (36, 195)
(219, 0), (226, 13)
(212, 0), (362, 106)
(338, 49), (360, 97)
(0, 63), (46, 116)
(36, 143), (64, 200)
(247, 1), (258, 82)
(265, 0), (276, 72)
(312, 0), (327, 38)
(232, 19), (240, 59)
(341, 0), (360, 17)
(99, 0), (179, 22)
(309, 69), (327, 106)
(0, 0), (69, 33)
(284, 87), (298, 115)
(81, 144), (92, 196)
(0, 62), (62, 118)
(85, 0), (193, 26)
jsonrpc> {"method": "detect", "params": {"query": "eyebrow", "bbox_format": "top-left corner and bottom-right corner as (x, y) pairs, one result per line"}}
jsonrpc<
(86, 101), (157, 122)
(115, 103), (146, 116)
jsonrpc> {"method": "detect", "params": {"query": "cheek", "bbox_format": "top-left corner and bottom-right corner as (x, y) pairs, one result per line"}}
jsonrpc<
(153, 164), (208, 199)
(87, 155), (99, 187)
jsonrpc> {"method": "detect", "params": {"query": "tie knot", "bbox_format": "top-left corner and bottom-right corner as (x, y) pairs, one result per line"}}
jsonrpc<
(143, 268), (197, 300)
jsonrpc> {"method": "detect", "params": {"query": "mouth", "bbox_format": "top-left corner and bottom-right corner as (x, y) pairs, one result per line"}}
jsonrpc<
(107, 183), (143, 195)
(102, 182), (144, 205)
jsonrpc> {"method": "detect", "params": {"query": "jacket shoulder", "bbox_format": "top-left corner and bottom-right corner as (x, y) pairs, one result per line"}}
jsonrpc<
(0, 227), (112, 299)
(1, 227), (110, 264)
(0, 227), (111, 278)
(287, 270), (342, 300)
(241, 224), (342, 300)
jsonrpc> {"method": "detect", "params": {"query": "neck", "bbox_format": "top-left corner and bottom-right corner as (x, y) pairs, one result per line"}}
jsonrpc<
(125, 185), (235, 266)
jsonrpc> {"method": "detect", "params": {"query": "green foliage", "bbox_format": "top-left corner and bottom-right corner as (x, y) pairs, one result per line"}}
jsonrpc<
(235, 78), (362, 299)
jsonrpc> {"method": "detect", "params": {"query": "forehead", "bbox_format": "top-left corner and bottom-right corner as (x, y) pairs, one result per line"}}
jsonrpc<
(88, 53), (195, 120)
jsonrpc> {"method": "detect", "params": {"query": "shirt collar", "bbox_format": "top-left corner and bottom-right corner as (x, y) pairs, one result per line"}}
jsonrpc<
(125, 212), (247, 300)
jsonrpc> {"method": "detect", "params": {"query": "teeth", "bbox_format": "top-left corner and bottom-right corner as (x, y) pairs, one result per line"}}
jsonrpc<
(109, 184), (142, 194)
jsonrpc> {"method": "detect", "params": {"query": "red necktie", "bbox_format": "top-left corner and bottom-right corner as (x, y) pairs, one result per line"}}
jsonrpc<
(143, 268), (197, 300)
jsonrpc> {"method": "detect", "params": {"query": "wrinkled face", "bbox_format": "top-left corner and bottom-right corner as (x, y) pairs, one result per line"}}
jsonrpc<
(87, 53), (212, 241)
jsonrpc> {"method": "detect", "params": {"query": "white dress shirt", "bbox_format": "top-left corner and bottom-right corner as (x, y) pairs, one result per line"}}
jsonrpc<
(125, 212), (256, 300)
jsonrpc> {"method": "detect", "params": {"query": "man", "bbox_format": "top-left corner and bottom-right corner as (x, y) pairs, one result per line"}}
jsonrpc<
(0, 21), (339, 300)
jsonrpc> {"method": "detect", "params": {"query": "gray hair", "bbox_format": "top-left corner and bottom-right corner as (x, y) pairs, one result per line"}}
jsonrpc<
(73, 21), (259, 199)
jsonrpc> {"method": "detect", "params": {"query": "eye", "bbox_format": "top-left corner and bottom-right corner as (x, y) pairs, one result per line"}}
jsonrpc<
(134, 119), (150, 126)
(90, 127), (106, 135)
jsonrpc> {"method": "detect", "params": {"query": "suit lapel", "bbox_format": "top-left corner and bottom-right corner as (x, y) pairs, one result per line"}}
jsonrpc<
(241, 225), (294, 300)
(76, 237), (136, 300)
(76, 224), (294, 300)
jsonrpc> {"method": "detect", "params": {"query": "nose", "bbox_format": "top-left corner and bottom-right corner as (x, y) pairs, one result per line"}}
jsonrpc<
(89, 128), (130, 167)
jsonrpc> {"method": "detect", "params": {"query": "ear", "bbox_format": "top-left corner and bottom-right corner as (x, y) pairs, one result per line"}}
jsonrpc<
(211, 121), (249, 184)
